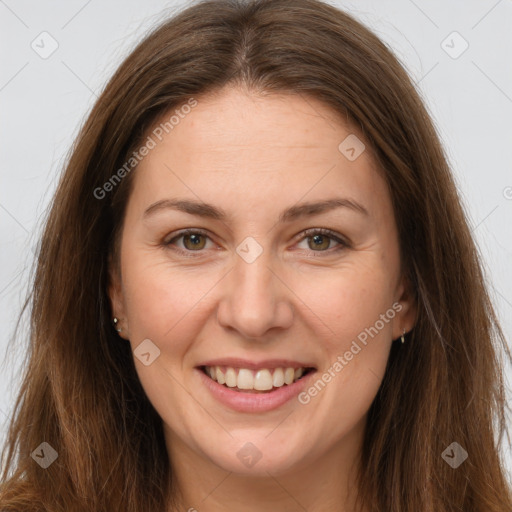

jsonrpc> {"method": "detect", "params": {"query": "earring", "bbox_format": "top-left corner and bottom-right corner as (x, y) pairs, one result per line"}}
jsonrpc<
(401, 328), (406, 344)
(113, 317), (122, 333)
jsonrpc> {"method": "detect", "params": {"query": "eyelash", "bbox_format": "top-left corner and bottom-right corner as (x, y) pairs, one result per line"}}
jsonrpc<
(163, 228), (349, 258)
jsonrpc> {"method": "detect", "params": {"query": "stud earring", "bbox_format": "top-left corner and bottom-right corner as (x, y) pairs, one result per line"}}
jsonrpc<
(113, 317), (122, 333)
(401, 328), (406, 344)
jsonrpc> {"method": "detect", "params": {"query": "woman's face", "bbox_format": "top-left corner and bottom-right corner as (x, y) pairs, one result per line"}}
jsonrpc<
(109, 87), (415, 477)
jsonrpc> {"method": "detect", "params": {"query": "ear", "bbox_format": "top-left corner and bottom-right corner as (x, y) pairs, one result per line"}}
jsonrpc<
(107, 254), (130, 340)
(392, 273), (417, 340)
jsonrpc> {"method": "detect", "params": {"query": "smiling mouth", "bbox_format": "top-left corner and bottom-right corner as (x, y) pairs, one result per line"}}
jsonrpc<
(200, 365), (316, 393)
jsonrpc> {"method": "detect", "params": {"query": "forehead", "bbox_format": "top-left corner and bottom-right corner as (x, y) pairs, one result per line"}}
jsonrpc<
(128, 87), (388, 220)
(154, 88), (356, 163)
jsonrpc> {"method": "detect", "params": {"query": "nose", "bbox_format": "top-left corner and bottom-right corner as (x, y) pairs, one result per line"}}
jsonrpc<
(216, 247), (294, 340)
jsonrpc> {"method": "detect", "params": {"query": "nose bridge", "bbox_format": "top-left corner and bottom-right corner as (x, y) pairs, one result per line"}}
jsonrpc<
(216, 238), (293, 339)
(235, 243), (274, 303)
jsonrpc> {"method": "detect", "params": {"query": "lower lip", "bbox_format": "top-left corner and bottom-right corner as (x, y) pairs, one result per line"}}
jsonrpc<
(195, 368), (316, 413)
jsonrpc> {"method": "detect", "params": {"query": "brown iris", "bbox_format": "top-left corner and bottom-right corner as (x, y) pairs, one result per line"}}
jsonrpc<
(182, 233), (207, 250)
(308, 234), (330, 251)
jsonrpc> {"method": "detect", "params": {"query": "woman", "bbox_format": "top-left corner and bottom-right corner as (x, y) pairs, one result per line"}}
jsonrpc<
(1, 0), (511, 510)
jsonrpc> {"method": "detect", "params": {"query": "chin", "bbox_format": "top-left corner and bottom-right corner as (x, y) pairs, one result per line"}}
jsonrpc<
(204, 439), (305, 476)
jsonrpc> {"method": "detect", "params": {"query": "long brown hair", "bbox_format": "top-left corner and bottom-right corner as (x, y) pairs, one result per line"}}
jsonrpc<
(1, 0), (511, 510)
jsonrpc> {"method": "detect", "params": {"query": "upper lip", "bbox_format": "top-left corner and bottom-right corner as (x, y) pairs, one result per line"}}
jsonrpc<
(198, 358), (316, 371)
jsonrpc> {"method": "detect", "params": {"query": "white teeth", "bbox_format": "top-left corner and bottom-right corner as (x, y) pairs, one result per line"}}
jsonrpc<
(225, 367), (237, 388)
(254, 369), (273, 390)
(216, 367), (225, 385)
(272, 368), (285, 387)
(204, 365), (310, 391)
(284, 368), (295, 385)
(237, 369), (254, 389)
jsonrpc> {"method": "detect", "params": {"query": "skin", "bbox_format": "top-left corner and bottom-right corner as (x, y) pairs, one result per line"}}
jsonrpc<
(109, 86), (416, 511)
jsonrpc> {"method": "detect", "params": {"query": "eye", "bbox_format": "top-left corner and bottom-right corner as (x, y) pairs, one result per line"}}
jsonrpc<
(164, 229), (214, 255)
(295, 228), (348, 253)
(163, 228), (349, 257)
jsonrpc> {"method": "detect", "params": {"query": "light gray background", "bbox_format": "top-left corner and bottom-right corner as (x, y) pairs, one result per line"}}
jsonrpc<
(1, 0), (511, 481)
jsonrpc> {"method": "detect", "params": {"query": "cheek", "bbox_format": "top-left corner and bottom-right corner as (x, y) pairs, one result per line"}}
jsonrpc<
(291, 261), (396, 406)
(290, 267), (396, 428)
(121, 251), (222, 354)
(255, 267), (396, 462)
(293, 260), (397, 342)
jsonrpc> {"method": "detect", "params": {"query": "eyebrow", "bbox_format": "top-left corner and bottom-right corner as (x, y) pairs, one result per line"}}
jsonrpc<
(143, 197), (369, 222)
